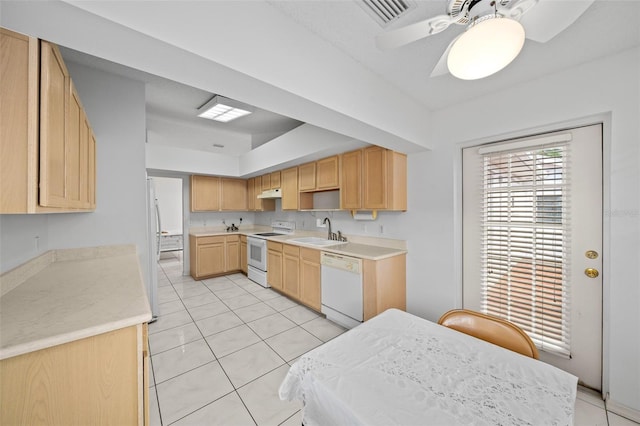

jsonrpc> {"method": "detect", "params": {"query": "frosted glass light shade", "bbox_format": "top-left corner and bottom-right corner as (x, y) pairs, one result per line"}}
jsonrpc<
(447, 17), (525, 80)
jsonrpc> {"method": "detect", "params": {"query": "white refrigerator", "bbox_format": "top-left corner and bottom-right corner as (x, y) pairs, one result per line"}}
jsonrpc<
(146, 177), (159, 322)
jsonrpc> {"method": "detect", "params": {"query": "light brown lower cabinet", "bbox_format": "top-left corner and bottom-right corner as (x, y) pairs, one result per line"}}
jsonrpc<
(363, 254), (407, 321)
(283, 244), (300, 299)
(270, 244), (322, 312)
(299, 247), (321, 311)
(0, 324), (149, 426)
(267, 241), (283, 290)
(190, 235), (242, 279)
(240, 235), (247, 274)
(226, 235), (240, 271)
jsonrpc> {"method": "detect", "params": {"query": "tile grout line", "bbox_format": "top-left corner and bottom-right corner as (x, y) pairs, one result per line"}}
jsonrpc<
(153, 264), (339, 425)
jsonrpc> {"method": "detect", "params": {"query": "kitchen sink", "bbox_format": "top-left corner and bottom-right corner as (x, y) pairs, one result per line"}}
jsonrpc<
(288, 237), (346, 247)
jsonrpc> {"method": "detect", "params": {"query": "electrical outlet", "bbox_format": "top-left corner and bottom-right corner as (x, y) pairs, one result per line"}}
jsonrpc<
(379, 225), (384, 234)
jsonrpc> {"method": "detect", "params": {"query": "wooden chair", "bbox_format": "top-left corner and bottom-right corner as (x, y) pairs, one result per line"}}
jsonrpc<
(438, 309), (539, 359)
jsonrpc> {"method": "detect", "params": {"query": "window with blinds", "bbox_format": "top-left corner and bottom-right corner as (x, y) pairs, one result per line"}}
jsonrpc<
(480, 142), (571, 357)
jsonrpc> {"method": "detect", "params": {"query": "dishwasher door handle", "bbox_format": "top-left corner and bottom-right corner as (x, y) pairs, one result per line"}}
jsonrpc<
(320, 252), (361, 273)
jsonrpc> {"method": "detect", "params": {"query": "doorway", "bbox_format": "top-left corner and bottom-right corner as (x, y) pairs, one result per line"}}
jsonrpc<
(462, 124), (603, 390)
(153, 176), (185, 260)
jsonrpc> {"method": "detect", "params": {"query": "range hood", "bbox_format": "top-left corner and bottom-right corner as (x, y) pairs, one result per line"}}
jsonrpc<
(257, 188), (282, 199)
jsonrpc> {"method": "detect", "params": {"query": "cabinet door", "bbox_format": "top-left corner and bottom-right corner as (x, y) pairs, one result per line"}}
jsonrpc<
(240, 239), (247, 274)
(191, 175), (220, 211)
(283, 245), (300, 299)
(300, 248), (321, 311)
(65, 82), (84, 208)
(270, 171), (281, 189)
(221, 178), (247, 211)
(0, 29), (39, 213)
(247, 178), (255, 211)
(261, 173), (271, 191)
(197, 241), (225, 277)
(281, 167), (298, 210)
(340, 150), (362, 209)
(298, 162), (316, 191)
(226, 238), (240, 272)
(316, 155), (339, 190)
(267, 250), (282, 290)
(363, 146), (388, 209)
(87, 123), (97, 210)
(39, 41), (69, 208)
(254, 176), (263, 211)
(0, 325), (142, 426)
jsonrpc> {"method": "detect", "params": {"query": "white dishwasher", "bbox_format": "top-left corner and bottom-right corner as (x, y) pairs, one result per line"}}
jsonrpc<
(321, 252), (363, 329)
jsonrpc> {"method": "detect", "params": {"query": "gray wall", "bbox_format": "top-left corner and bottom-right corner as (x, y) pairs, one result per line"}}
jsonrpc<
(0, 63), (148, 287)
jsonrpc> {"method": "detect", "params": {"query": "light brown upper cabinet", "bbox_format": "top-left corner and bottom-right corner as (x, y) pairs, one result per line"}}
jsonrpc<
(190, 175), (250, 212)
(281, 167), (298, 210)
(247, 177), (256, 211)
(190, 175), (220, 211)
(298, 156), (340, 192)
(316, 155), (340, 190)
(1, 29), (96, 213)
(261, 173), (271, 191)
(340, 149), (363, 210)
(249, 175), (275, 212)
(298, 162), (316, 191)
(270, 171), (281, 189)
(39, 39), (68, 208)
(220, 178), (248, 211)
(341, 146), (407, 211)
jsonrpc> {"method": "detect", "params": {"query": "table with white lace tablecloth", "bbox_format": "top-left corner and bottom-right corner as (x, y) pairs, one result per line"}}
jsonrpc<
(279, 308), (577, 426)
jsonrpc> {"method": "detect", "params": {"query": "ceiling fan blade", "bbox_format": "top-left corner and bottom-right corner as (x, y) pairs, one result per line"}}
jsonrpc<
(429, 35), (460, 78)
(519, 0), (595, 43)
(376, 14), (456, 50)
(501, 0), (539, 21)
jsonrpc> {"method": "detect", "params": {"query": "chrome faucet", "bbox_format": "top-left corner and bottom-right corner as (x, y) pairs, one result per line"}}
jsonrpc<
(323, 217), (335, 240)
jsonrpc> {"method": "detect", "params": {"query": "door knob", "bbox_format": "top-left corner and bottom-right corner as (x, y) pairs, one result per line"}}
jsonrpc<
(585, 268), (599, 278)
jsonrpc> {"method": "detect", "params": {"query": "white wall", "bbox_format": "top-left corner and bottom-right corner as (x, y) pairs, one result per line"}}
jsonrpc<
(422, 48), (640, 411)
(153, 177), (183, 234)
(0, 63), (149, 288)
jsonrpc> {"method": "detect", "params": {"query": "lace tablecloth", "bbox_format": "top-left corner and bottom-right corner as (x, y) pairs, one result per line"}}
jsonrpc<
(279, 309), (577, 426)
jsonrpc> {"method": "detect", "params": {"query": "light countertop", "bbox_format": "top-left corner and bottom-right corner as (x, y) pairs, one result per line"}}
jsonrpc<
(0, 245), (152, 360)
(189, 227), (406, 261)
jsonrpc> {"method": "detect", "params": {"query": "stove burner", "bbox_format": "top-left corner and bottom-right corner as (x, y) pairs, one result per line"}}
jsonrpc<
(253, 232), (284, 237)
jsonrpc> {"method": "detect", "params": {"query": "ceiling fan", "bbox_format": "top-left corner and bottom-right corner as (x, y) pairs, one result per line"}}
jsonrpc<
(375, 0), (595, 80)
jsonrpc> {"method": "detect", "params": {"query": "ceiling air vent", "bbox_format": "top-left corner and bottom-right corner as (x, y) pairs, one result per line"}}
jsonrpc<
(360, 0), (414, 26)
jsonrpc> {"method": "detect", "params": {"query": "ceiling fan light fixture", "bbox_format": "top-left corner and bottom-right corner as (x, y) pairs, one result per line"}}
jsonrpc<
(447, 16), (525, 80)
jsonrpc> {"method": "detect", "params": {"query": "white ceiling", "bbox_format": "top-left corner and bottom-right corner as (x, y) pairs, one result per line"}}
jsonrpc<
(54, 0), (640, 158)
(266, 0), (640, 111)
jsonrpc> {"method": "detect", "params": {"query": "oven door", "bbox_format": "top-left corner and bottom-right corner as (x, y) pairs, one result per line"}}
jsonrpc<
(247, 237), (267, 271)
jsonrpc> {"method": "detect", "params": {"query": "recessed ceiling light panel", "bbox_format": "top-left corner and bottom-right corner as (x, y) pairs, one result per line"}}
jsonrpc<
(197, 95), (254, 122)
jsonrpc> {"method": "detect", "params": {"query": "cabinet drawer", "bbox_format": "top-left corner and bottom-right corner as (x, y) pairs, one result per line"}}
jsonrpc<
(267, 241), (283, 252)
(197, 236), (225, 245)
(300, 247), (320, 262)
(225, 234), (240, 242)
(284, 244), (300, 257)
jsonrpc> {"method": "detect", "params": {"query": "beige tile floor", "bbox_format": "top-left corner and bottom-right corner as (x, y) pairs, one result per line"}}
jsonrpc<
(151, 251), (639, 426)
(150, 252), (345, 425)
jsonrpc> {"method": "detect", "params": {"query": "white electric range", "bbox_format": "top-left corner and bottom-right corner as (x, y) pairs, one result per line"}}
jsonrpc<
(247, 221), (295, 287)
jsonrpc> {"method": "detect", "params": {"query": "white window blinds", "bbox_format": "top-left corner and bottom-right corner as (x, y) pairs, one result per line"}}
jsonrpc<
(480, 141), (571, 357)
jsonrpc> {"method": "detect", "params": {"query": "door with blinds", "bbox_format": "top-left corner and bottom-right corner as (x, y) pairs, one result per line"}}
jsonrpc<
(462, 124), (603, 390)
